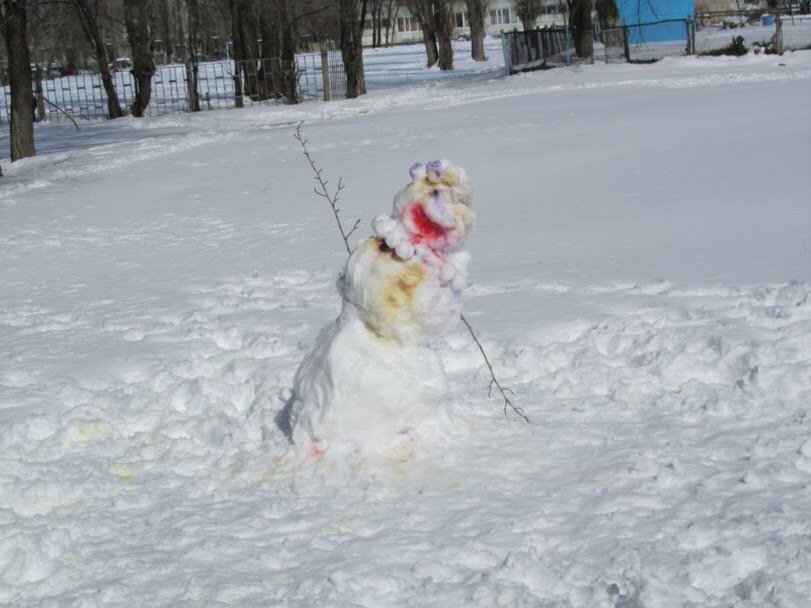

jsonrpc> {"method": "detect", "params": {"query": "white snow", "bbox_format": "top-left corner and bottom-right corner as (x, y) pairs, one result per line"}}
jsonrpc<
(1, 40), (810, 606)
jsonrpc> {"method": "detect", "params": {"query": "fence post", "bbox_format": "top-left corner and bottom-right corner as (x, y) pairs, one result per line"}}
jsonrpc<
(502, 32), (512, 75)
(34, 66), (46, 122)
(685, 17), (695, 55)
(775, 16), (784, 55)
(320, 48), (332, 101)
(185, 58), (200, 112)
(233, 60), (244, 109)
(622, 18), (630, 62)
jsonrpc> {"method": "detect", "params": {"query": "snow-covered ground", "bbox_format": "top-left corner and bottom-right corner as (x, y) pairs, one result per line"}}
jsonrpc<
(2, 42), (810, 607)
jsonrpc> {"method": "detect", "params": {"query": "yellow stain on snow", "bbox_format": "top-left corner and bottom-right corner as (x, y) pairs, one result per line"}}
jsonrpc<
(108, 463), (140, 482)
(475, 444), (494, 456)
(72, 419), (115, 442)
(367, 254), (425, 340)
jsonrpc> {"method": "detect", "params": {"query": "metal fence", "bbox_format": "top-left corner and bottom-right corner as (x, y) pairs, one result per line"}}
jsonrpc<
(0, 49), (346, 125)
(694, 12), (811, 55)
(501, 28), (578, 74)
(597, 19), (693, 63)
(505, 13), (811, 73)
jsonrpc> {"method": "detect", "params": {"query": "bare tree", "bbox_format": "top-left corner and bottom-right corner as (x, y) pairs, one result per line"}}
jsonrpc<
(594, 0), (619, 49)
(399, 1), (454, 70)
(369, 0), (381, 46)
(2, 0), (36, 161)
(568, 0), (592, 57)
(594, 0), (618, 28)
(466, 0), (489, 60)
(406, 0), (439, 67)
(512, 0), (543, 31)
(72, 0), (125, 118)
(383, 0), (398, 45)
(229, 0), (265, 104)
(434, 0), (453, 70)
(339, 0), (368, 98)
(270, 0), (299, 104)
(179, 0), (201, 111)
(122, 0), (156, 116)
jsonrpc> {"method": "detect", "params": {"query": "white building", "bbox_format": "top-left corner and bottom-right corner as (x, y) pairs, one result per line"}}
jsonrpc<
(363, 1), (567, 46)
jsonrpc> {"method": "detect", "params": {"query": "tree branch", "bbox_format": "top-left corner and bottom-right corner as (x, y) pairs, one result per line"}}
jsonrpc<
(35, 92), (80, 130)
(460, 313), (530, 423)
(294, 122), (357, 256)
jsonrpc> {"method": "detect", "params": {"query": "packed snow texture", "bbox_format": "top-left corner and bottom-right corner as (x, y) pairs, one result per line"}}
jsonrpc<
(290, 160), (476, 451)
(2, 40), (811, 607)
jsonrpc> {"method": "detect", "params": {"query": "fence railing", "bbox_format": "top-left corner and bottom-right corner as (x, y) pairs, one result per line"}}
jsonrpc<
(0, 49), (346, 125)
(504, 13), (811, 73)
(597, 19), (692, 63)
(502, 28), (577, 74)
(694, 13), (811, 55)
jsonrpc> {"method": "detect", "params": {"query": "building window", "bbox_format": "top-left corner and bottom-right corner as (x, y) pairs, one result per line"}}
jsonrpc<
(489, 8), (515, 26)
(455, 11), (466, 28)
(397, 16), (421, 32)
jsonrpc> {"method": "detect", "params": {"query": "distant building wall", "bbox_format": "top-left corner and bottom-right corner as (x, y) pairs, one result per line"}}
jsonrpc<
(363, 0), (567, 47)
(694, 0), (740, 10)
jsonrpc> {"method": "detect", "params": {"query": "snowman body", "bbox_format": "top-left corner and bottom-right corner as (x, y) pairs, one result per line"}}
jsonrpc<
(289, 161), (476, 451)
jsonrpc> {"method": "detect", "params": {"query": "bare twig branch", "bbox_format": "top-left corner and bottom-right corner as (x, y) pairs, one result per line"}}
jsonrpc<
(35, 92), (80, 130)
(294, 122), (358, 256)
(346, 218), (362, 240)
(461, 313), (530, 423)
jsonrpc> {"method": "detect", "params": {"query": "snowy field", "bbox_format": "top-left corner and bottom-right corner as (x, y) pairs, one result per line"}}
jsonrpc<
(2, 42), (811, 606)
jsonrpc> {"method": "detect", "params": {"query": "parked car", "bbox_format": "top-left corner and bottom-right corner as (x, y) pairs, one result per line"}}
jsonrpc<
(111, 57), (133, 71)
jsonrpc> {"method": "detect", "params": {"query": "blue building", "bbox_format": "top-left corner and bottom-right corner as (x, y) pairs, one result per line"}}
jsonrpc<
(616, 0), (695, 43)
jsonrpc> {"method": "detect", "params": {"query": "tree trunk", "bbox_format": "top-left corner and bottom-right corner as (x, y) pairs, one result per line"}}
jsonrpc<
(421, 23), (439, 67)
(340, 0), (368, 99)
(409, 0), (438, 67)
(160, 1), (172, 63)
(73, 0), (125, 119)
(570, 0), (594, 58)
(515, 0), (544, 31)
(277, 0), (298, 104)
(385, 1), (399, 46)
(3, 0), (36, 161)
(435, 0), (454, 70)
(34, 67), (46, 122)
(466, 0), (488, 61)
(123, 0), (157, 117)
(594, 0), (620, 49)
(176, 0), (188, 60)
(230, 0), (263, 101)
(595, 0), (619, 29)
(182, 0), (201, 112)
(260, 0), (281, 100)
(229, 0), (244, 107)
(369, 0), (378, 47)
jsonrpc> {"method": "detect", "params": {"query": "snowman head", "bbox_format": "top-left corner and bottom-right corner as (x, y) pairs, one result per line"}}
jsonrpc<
(392, 160), (476, 256)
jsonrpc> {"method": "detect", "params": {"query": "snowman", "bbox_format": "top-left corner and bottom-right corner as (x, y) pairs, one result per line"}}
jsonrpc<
(289, 160), (476, 453)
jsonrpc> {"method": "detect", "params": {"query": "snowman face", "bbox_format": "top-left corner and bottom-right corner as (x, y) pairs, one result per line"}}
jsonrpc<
(395, 162), (475, 255)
